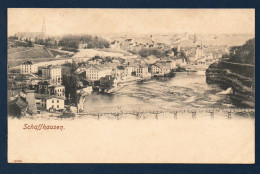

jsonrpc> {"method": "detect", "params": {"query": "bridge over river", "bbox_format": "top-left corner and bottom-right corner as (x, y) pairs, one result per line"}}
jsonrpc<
(78, 108), (255, 120)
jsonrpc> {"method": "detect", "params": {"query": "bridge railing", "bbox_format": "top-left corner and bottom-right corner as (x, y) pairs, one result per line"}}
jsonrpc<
(77, 108), (255, 120)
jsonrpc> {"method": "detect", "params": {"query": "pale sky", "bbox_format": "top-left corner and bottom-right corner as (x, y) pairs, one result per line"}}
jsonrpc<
(8, 8), (255, 36)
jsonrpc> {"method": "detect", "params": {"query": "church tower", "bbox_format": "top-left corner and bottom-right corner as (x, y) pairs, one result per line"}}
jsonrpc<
(42, 17), (46, 34)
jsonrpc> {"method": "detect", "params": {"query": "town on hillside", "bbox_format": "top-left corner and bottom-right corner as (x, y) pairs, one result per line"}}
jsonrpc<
(7, 16), (255, 119)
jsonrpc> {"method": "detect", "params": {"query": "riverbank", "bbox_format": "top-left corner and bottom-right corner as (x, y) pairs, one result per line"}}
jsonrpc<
(206, 61), (255, 108)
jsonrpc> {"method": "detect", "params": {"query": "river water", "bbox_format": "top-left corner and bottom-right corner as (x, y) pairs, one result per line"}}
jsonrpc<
(83, 72), (241, 113)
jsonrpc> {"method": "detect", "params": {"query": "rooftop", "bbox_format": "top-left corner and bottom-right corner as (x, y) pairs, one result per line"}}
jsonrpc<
(38, 81), (50, 86)
(42, 65), (61, 70)
(21, 60), (33, 65)
(9, 97), (28, 109)
(35, 93), (66, 100)
(48, 84), (65, 88)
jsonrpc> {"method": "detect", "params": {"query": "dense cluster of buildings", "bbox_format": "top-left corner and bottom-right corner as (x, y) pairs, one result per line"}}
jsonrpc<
(77, 54), (185, 89)
(110, 35), (169, 50)
(8, 29), (229, 117)
(8, 61), (67, 117)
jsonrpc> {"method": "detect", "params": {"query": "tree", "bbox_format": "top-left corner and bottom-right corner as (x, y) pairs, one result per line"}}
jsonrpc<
(229, 38), (255, 64)
(172, 47), (178, 56)
(28, 40), (33, 47)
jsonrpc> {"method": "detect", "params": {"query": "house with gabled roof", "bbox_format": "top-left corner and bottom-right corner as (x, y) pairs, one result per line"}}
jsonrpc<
(35, 93), (65, 111)
(8, 97), (28, 117)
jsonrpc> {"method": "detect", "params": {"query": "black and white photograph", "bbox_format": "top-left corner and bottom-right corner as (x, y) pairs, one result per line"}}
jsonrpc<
(7, 8), (255, 163)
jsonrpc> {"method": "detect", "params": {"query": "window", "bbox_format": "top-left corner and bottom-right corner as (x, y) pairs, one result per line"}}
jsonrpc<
(52, 105), (54, 108)
(52, 100), (54, 103)
(57, 100), (59, 103)
(57, 105), (59, 108)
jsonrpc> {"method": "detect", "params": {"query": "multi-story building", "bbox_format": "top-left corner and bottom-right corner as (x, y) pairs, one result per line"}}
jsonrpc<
(35, 81), (50, 94)
(156, 60), (176, 70)
(46, 96), (65, 111)
(151, 64), (162, 75)
(151, 64), (171, 76)
(35, 94), (65, 111)
(47, 85), (65, 97)
(78, 41), (88, 49)
(35, 81), (65, 97)
(136, 65), (149, 78)
(85, 65), (112, 81)
(20, 60), (38, 74)
(42, 65), (62, 84)
(127, 66), (137, 76)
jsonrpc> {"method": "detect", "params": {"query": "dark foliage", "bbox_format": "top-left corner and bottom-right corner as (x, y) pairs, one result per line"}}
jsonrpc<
(58, 34), (110, 49)
(34, 37), (57, 48)
(228, 38), (255, 64)
(139, 48), (167, 57)
(62, 62), (80, 105)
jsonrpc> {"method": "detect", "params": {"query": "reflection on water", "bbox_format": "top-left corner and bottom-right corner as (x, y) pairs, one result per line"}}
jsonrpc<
(84, 72), (238, 113)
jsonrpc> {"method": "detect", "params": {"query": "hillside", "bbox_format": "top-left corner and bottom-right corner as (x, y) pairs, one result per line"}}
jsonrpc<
(8, 46), (56, 69)
(8, 47), (54, 59)
(206, 38), (255, 108)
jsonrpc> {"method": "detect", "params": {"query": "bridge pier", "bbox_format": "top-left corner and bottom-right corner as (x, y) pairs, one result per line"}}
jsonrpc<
(192, 111), (196, 119)
(155, 113), (158, 120)
(227, 111), (232, 118)
(174, 111), (178, 119)
(136, 113), (141, 120)
(209, 110), (214, 119)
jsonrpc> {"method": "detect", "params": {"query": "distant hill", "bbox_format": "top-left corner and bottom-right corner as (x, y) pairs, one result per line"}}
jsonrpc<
(108, 33), (254, 47)
(195, 34), (254, 46)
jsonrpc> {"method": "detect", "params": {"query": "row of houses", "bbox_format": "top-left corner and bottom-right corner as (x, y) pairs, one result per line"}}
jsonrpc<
(179, 44), (228, 65)
(110, 35), (168, 50)
(20, 61), (62, 85)
(9, 61), (67, 116)
(80, 56), (185, 83)
(9, 90), (65, 116)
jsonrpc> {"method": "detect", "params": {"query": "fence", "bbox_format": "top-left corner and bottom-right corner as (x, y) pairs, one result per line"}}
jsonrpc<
(77, 108), (255, 120)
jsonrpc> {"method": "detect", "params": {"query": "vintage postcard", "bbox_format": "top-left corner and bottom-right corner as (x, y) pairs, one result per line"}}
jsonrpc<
(7, 8), (255, 163)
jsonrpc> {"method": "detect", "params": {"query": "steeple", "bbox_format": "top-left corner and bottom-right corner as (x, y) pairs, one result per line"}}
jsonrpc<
(42, 17), (46, 34)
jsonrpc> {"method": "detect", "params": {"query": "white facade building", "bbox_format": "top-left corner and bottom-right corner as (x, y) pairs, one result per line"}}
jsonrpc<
(42, 65), (62, 84)
(46, 97), (65, 111)
(20, 61), (38, 74)
(48, 85), (65, 97)
(127, 65), (150, 78)
(136, 66), (149, 78)
(85, 66), (112, 81)
(151, 64), (171, 75)
(35, 94), (65, 111)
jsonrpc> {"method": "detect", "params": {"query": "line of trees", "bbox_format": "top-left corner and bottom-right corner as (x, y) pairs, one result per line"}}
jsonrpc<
(34, 37), (58, 48)
(138, 48), (167, 57)
(62, 62), (80, 105)
(228, 38), (255, 65)
(58, 35), (111, 49)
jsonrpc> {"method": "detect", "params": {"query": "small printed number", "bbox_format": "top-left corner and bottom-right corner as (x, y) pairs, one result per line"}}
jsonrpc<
(13, 160), (22, 163)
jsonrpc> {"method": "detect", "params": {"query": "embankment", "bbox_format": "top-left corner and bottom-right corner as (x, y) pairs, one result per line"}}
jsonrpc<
(206, 61), (255, 108)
